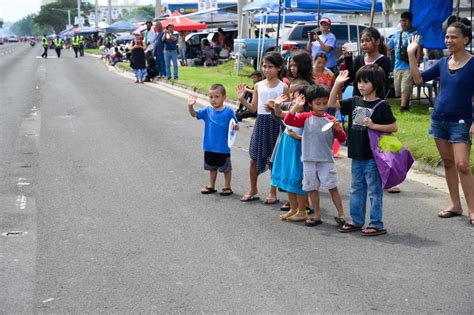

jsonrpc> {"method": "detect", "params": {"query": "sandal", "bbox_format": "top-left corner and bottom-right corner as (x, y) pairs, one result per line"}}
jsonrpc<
(264, 197), (280, 204)
(286, 209), (308, 222)
(201, 186), (217, 194)
(361, 227), (387, 236)
(305, 217), (322, 227)
(279, 209), (297, 221)
(338, 223), (363, 233)
(306, 206), (314, 214)
(220, 188), (233, 196)
(438, 210), (462, 218)
(240, 194), (260, 202)
(334, 216), (346, 227)
(280, 202), (290, 211)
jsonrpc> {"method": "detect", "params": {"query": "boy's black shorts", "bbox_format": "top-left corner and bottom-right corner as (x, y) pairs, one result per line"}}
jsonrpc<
(204, 151), (232, 173)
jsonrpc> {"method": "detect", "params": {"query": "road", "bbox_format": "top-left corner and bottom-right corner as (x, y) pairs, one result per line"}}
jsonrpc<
(1, 43), (473, 313)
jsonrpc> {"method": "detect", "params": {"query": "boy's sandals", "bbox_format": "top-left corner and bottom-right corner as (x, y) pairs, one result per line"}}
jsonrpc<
(279, 209), (297, 221)
(305, 217), (322, 226)
(338, 223), (363, 233)
(220, 188), (233, 196)
(286, 209), (308, 222)
(361, 227), (387, 236)
(201, 186), (217, 194)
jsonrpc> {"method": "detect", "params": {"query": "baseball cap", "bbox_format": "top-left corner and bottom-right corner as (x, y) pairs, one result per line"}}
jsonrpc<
(320, 17), (331, 25)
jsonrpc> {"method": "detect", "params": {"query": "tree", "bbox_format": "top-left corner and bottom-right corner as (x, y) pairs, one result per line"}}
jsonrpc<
(34, 0), (94, 33)
(10, 14), (49, 36)
(384, 0), (403, 27)
(122, 5), (155, 23)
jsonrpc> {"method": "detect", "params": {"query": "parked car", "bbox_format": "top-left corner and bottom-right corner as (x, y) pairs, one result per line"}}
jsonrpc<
(8, 35), (18, 42)
(185, 28), (238, 59)
(234, 22), (367, 66)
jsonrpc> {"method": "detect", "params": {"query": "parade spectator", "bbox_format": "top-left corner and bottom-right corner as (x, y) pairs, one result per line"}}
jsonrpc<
(235, 71), (262, 122)
(407, 19), (474, 225)
(144, 50), (158, 82)
(162, 23), (179, 80)
(143, 21), (156, 52)
(110, 47), (123, 66)
(130, 36), (147, 83)
(306, 17), (337, 72)
(187, 84), (239, 196)
(236, 52), (290, 204)
(178, 31), (188, 66)
(329, 66), (398, 236)
(287, 49), (315, 85)
(312, 52), (335, 90)
(154, 21), (166, 79)
(387, 11), (423, 112)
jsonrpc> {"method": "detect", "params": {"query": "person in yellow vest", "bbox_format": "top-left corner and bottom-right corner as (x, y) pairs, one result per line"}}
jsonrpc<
(72, 35), (80, 58)
(54, 36), (63, 58)
(79, 35), (85, 56)
(41, 34), (49, 58)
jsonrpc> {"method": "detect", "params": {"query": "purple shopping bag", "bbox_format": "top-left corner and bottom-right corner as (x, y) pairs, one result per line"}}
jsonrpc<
(368, 129), (414, 189)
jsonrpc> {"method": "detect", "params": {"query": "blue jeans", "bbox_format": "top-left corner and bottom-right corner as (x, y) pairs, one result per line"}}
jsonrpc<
(164, 49), (178, 79)
(349, 159), (384, 228)
(132, 68), (147, 81)
(155, 52), (166, 77)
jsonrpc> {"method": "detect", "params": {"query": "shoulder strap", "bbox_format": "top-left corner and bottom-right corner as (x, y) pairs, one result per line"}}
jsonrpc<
(371, 100), (385, 113)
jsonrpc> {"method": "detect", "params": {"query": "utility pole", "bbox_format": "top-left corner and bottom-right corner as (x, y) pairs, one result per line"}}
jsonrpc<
(107, 0), (112, 24)
(238, 0), (249, 39)
(77, 0), (81, 27)
(95, 0), (98, 28)
(155, 0), (162, 19)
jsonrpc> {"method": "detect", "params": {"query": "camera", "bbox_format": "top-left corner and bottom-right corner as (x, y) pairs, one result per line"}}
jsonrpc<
(311, 28), (322, 37)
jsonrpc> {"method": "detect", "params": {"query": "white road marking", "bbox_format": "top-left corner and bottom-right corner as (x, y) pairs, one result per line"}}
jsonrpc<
(16, 195), (27, 210)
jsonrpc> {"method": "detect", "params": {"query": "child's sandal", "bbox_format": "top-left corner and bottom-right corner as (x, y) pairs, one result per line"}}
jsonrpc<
(220, 188), (233, 196)
(201, 186), (217, 194)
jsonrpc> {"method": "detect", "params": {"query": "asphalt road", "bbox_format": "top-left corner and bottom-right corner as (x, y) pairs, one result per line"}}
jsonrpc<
(1, 43), (473, 313)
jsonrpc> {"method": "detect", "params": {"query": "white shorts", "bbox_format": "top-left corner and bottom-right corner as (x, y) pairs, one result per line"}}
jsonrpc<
(302, 161), (338, 191)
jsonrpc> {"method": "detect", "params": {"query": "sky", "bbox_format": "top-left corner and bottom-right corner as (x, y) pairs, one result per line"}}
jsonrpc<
(0, 0), (156, 23)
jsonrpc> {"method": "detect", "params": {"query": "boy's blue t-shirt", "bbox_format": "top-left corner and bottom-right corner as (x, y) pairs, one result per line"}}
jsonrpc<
(422, 56), (474, 124)
(388, 28), (423, 70)
(196, 105), (237, 154)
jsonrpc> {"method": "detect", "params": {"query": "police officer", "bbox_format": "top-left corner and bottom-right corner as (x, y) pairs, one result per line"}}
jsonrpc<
(72, 35), (80, 58)
(79, 35), (85, 56)
(41, 34), (49, 58)
(54, 36), (63, 58)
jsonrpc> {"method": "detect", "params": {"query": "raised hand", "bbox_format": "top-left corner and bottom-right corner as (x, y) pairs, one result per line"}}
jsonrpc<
(335, 70), (350, 85)
(333, 120), (343, 133)
(274, 94), (288, 106)
(188, 95), (197, 106)
(293, 94), (306, 111)
(236, 83), (247, 100)
(407, 35), (420, 55)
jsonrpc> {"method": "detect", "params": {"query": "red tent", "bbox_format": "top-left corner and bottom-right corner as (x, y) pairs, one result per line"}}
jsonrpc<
(161, 11), (207, 31)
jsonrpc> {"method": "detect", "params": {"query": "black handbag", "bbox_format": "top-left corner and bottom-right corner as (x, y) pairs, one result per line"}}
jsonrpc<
(398, 31), (409, 63)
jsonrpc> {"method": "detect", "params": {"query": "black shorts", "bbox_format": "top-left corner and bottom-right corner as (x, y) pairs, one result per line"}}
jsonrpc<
(204, 151), (232, 172)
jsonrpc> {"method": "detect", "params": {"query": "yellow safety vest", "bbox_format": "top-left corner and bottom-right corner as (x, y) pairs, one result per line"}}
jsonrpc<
(79, 35), (84, 44)
(54, 38), (62, 48)
(72, 36), (80, 47)
(42, 37), (48, 47)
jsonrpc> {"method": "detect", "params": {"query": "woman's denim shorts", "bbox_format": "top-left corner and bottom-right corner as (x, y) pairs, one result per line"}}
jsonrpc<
(428, 118), (472, 144)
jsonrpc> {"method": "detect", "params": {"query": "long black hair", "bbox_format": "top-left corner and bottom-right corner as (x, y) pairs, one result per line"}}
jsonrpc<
(262, 51), (285, 79)
(361, 27), (387, 56)
(288, 49), (313, 83)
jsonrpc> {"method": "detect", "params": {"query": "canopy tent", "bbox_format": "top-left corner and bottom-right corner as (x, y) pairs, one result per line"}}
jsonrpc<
(410, 0), (453, 49)
(74, 26), (99, 35)
(254, 11), (317, 24)
(161, 11), (207, 31)
(106, 20), (137, 32)
(189, 12), (238, 28)
(115, 33), (135, 42)
(282, 0), (383, 13)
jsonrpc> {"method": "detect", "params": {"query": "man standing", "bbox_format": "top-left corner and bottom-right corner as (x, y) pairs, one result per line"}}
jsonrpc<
(72, 35), (80, 58)
(41, 35), (48, 59)
(162, 23), (179, 80)
(388, 11), (423, 112)
(143, 21), (156, 52)
(306, 17), (337, 72)
(154, 21), (166, 79)
(79, 35), (85, 56)
(54, 36), (63, 58)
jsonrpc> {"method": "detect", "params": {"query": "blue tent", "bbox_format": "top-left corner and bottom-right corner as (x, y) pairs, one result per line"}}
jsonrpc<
(105, 20), (137, 32)
(254, 12), (317, 24)
(283, 0), (383, 12)
(410, 0), (452, 49)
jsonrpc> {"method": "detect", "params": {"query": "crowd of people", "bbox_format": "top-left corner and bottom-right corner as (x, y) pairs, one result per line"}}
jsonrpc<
(186, 13), (474, 236)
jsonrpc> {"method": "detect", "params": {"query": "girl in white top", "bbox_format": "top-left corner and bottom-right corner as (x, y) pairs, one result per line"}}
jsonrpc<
(237, 52), (290, 203)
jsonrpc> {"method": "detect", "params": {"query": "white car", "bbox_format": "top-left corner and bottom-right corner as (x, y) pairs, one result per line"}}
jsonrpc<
(8, 35), (18, 42)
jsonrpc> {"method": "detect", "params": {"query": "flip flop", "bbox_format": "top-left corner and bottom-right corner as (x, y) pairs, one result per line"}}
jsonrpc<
(361, 227), (387, 236)
(387, 186), (401, 193)
(305, 217), (322, 227)
(201, 186), (217, 194)
(220, 188), (233, 196)
(240, 194), (260, 202)
(338, 223), (363, 233)
(280, 202), (290, 211)
(264, 197), (280, 205)
(438, 210), (462, 218)
(334, 216), (346, 227)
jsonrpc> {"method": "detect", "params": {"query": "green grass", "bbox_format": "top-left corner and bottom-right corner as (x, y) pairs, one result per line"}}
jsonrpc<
(110, 58), (474, 170)
(85, 48), (100, 55)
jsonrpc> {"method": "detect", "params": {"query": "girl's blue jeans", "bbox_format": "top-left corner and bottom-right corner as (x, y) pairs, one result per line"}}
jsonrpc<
(350, 159), (384, 229)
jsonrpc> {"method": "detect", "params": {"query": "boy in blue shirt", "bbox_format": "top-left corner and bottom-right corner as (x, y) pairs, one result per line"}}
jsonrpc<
(188, 84), (239, 196)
